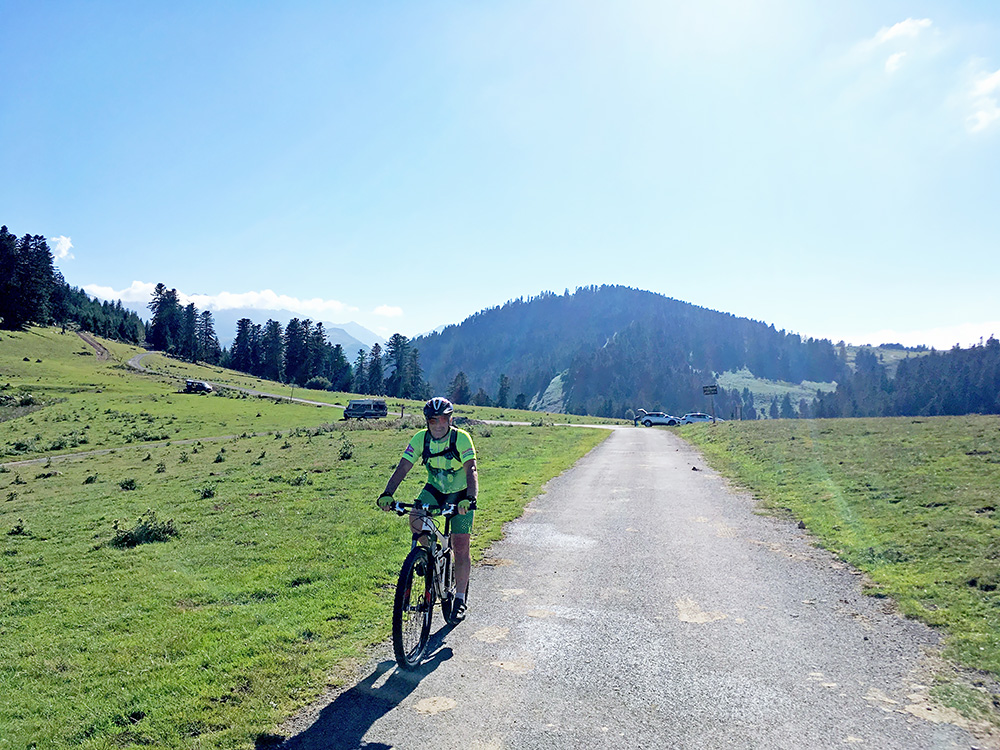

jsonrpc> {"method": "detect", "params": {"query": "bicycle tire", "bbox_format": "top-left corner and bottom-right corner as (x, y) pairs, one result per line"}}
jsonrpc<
(392, 546), (434, 669)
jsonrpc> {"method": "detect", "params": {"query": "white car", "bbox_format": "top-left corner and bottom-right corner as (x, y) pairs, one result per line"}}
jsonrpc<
(680, 412), (721, 424)
(637, 410), (680, 427)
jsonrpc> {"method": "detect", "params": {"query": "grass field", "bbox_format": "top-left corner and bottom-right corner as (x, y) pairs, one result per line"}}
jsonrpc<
(681, 416), (1000, 719)
(0, 327), (610, 748)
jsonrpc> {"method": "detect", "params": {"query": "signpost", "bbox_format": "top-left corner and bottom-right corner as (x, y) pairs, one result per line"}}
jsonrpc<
(702, 385), (718, 421)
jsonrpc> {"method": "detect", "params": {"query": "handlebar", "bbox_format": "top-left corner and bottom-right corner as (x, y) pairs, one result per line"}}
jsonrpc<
(391, 499), (477, 516)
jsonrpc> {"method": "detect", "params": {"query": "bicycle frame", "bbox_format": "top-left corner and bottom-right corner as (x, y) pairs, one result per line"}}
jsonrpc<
(393, 501), (456, 602)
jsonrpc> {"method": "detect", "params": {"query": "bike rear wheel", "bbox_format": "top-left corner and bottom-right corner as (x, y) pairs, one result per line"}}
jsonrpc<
(392, 546), (434, 669)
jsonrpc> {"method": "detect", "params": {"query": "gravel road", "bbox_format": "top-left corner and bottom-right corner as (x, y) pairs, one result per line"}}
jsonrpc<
(281, 427), (989, 749)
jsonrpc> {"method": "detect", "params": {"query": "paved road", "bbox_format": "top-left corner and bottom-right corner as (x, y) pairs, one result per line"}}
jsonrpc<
(280, 428), (988, 749)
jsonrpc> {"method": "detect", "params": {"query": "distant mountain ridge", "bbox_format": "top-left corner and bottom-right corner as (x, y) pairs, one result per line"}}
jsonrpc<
(413, 285), (850, 418)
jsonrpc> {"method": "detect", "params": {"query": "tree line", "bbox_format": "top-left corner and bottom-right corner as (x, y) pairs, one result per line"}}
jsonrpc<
(0, 226), (145, 342)
(146, 283), (430, 398)
(811, 340), (1000, 418)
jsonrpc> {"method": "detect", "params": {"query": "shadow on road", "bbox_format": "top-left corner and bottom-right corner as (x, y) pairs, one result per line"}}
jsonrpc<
(278, 625), (456, 750)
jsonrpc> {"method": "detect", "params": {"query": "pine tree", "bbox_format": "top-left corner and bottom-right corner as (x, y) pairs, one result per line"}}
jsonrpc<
(780, 393), (796, 419)
(406, 348), (427, 399)
(283, 319), (310, 385)
(384, 334), (410, 397)
(367, 343), (384, 395)
(259, 320), (284, 381)
(449, 371), (471, 404)
(329, 344), (352, 392)
(180, 304), (198, 361)
(0, 226), (21, 328)
(353, 349), (367, 393)
(196, 310), (221, 364)
(231, 318), (255, 373)
(147, 285), (182, 352)
(496, 373), (511, 408)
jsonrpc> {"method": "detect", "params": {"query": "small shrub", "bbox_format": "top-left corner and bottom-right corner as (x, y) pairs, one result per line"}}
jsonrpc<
(8, 520), (27, 536)
(12, 474), (25, 485)
(179, 452), (189, 463)
(83, 473), (98, 484)
(111, 510), (178, 548)
(143, 453), (151, 461)
(199, 485), (216, 499)
(119, 478), (138, 491)
(214, 452), (225, 463)
(6, 492), (16, 502)
(339, 434), (354, 461)
(155, 462), (166, 473)
(290, 473), (310, 486)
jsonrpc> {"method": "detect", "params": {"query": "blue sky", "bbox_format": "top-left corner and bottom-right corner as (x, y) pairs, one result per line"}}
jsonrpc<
(2, 1), (998, 349)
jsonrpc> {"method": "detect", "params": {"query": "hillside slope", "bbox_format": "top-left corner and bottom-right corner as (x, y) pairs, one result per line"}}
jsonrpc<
(414, 285), (848, 417)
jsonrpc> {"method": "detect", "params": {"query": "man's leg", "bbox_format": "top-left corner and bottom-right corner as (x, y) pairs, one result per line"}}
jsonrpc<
(452, 532), (471, 599)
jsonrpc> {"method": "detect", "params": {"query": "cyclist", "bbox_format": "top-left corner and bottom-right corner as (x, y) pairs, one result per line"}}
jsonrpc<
(378, 396), (478, 621)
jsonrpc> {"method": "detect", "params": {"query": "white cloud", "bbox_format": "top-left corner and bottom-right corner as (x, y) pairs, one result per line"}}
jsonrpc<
(184, 290), (356, 318)
(49, 236), (74, 260)
(873, 18), (932, 46)
(374, 305), (403, 318)
(82, 282), (357, 318)
(83, 280), (156, 303)
(966, 67), (1000, 132)
(885, 52), (906, 73)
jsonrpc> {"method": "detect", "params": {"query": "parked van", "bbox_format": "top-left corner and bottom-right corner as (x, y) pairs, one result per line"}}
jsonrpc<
(184, 379), (213, 394)
(343, 398), (388, 419)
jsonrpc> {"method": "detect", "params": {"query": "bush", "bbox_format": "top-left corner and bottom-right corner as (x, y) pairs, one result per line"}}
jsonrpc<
(304, 377), (332, 391)
(339, 433), (354, 460)
(119, 478), (138, 491)
(111, 510), (178, 548)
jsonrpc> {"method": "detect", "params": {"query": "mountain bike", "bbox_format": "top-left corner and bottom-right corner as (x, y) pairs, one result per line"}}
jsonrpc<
(389, 500), (474, 669)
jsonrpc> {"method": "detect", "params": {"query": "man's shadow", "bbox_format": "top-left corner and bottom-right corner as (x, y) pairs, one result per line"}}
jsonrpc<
(276, 624), (456, 750)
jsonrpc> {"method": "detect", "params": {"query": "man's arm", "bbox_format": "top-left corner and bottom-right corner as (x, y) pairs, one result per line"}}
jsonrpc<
(463, 458), (478, 502)
(382, 459), (413, 498)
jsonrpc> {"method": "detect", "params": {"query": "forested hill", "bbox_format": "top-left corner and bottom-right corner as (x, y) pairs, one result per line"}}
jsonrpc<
(413, 285), (847, 417)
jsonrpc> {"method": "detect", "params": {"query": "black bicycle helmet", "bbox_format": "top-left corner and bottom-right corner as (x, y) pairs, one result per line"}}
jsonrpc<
(423, 397), (454, 418)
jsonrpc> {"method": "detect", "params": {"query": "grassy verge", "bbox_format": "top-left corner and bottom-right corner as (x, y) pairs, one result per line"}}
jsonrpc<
(0, 328), (610, 747)
(680, 416), (1000, 714)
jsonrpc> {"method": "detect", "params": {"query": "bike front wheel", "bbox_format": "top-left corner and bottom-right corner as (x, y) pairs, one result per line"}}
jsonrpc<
(392, 546), (434, 669)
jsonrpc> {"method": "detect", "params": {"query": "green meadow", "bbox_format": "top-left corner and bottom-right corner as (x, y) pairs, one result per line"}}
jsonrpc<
(0, 327), (608, 748)
(682, 416), (1000, 719)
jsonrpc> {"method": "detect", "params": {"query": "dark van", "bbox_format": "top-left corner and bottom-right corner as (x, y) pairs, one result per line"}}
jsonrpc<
(343, 399), (388, 419)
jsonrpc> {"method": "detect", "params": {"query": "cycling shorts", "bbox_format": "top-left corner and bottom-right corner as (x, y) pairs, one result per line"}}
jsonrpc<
(417, 484), (474, 535)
